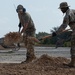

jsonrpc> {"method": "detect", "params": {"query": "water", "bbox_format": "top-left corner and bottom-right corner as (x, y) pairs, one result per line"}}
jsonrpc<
(0, 47), (70, 63)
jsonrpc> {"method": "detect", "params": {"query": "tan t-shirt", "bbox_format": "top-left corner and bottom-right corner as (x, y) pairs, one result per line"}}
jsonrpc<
(18, 12), (36, 33)
(57, 9), (75, 32)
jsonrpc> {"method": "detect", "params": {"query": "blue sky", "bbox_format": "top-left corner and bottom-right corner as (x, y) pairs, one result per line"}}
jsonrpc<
(0, 0), (75, 37)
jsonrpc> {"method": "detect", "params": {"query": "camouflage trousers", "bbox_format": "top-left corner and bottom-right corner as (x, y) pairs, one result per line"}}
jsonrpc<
(23, 31), (35, 47)
(71, 32), (75, 58)
(23, 33), (36, 62)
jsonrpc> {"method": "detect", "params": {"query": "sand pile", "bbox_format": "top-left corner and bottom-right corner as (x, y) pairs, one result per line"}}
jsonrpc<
(0, 54), (75, 75)
(32, 54), (70, 67)
(3, 32), (39, 47)
(4, 32), (23, 46)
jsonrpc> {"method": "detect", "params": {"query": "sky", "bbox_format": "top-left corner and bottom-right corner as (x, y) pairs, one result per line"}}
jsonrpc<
(0, 0), (75, 37)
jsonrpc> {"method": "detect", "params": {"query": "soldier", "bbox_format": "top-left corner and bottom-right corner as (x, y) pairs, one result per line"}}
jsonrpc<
(57, 2), (75, 67)
(16, 5), (36, 63)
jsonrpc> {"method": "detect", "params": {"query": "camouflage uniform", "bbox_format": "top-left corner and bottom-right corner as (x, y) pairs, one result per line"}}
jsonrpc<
(58, 2), (75, 67)
(17, 5), (36, 62)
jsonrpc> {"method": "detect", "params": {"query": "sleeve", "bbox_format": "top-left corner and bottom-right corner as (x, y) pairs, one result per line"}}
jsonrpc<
(24, 13), (30, 23)
(57, 15), (70, 34)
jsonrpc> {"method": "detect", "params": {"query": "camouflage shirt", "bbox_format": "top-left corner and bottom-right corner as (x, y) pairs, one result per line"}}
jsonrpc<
(57, 9), (75, 33)
(18, 12), (36, 32)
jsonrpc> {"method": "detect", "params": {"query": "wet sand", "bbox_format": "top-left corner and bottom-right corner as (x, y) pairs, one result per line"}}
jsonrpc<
(0, 47), (70, 63)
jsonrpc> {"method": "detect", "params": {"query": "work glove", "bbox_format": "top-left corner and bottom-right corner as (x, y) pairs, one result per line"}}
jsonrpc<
(52, 32), (57, 37)
(18, 22), (21, 28)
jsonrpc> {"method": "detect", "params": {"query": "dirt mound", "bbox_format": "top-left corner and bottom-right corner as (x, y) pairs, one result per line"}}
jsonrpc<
(0, 54), (75, 75)
(32, 54), (70, 67)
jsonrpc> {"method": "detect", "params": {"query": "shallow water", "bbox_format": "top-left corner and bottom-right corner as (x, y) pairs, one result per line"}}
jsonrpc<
(0, 47), (70, 63)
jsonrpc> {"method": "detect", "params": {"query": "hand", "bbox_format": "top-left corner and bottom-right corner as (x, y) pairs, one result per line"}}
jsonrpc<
(18, 22), (21, 28)
(20, 31), (22, 33)
(52, 32), (57, 37)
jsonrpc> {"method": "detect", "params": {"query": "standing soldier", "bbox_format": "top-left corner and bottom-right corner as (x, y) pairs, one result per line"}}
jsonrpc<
(16, 5), (36, 63)
(57, 2), (75, 67)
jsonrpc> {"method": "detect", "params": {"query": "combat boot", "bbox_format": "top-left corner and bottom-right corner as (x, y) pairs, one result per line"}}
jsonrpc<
(63, 57), (75, 67)
(69, 57), (75, 67)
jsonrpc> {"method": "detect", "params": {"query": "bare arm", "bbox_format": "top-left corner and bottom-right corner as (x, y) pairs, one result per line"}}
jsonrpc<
(21, 23), (28, 33)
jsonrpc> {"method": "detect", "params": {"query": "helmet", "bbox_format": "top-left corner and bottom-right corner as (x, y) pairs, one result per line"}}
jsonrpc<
(16, 5), (26, 12)
(59, 2), (70, 9)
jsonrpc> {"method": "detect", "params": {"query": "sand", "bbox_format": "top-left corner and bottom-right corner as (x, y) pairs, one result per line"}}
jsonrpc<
(0, 54), (75, 75)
